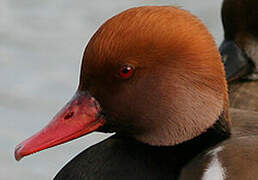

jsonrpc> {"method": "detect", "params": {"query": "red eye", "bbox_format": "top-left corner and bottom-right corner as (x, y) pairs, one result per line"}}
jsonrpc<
(119, 65), (134, 79)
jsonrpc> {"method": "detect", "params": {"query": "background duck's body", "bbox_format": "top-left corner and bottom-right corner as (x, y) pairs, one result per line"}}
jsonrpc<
(229, 81), (258, 111)
(180, 137), (258, 180)
(180, 109), (258, 180)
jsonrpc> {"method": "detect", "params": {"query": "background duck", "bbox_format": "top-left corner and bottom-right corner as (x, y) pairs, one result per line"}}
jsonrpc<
(219, 0), (258, 111)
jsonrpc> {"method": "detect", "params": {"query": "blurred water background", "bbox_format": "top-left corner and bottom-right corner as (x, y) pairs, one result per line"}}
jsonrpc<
(1, 0), (223, 179)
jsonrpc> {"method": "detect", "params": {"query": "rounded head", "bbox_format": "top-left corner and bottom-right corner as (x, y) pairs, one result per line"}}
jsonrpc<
(79, 6), (229, 145)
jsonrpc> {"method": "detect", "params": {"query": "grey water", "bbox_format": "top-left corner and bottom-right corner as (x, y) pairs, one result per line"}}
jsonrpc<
(1, 0), (223, 179)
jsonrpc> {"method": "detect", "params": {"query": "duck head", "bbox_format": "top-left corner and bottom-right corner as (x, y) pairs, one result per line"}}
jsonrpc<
(15, 6), (230, 161)
(219, 0), (258, 81)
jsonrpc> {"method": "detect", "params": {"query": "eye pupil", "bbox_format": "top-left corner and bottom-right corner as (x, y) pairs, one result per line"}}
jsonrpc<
(122, 67), (130, 74)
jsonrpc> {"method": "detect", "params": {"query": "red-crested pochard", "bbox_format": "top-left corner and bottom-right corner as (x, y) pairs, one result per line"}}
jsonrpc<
(14, 6), (258, 180)
(219, 0), (258, 111)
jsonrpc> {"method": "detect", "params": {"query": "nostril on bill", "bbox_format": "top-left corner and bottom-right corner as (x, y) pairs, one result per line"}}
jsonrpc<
(64, 111), (74, 119)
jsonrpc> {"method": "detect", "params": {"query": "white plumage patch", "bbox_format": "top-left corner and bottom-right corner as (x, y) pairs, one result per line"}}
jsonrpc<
(202, 146), (226, 180)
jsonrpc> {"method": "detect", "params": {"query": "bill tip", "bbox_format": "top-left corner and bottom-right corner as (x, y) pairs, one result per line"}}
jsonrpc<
(14, 144), (24, 161)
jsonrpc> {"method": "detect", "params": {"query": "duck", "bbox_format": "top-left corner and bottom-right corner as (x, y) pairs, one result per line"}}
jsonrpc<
(179, 108), (258, 180)
(219, 0), (258, 111)
(14, 6), (258, 180)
